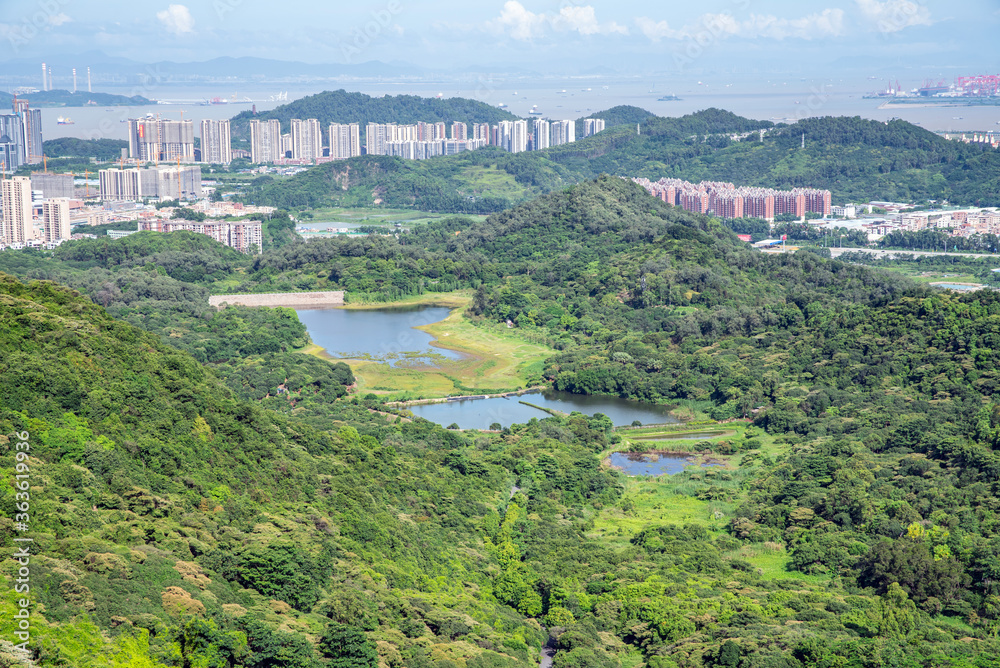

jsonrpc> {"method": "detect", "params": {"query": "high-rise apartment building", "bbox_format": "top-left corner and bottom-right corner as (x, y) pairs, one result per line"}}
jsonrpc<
(801, 188), (832, 216)
(533, 119), (550, 151)
(329, 123), (362, 159)
(139, 219), (262, 254)
(451, 122), (467, 140)
(634, 177), (831, 222)
(0, 115), (23, 173)
(99, 168), (143, 201)
(366, 123), (398, 155)
(249, 119), (283, 164)
(128, 117), (195, 162)
(290, 118), (322, 160)
(583, 118), (606, 137)
(550, 120), (576, 146)
(1, 176), (33, 244)
(472, 123), (491, 142)
(200, 119), (232, 164)
(12, 99), (42, 164)
(99, 166), (202, 201)
(498, 120), (529, 153)
(774, 191), (806, 218)
(42, 198), (71, 243)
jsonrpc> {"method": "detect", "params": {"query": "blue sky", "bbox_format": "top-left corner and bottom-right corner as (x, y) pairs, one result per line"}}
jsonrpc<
(0, 0), (996, 73)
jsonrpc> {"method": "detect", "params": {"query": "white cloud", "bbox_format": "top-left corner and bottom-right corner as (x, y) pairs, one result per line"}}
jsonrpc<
(48, 13), (72, 27)
(157, 4), (194, 36)
(554, 6), (627, 36)
(855, 0), (932, 32)
(490, 2), (627, 40)
(635, 18), (684, 41)
(636, 8), (845, 42)
(493, 1), (546, 40)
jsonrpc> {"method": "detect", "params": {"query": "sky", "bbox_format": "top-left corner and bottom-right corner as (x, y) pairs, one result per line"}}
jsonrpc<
(0, 0), (997, 75)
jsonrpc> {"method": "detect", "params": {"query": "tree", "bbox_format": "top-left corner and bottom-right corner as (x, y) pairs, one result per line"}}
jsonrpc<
(319, 623), (378, 668)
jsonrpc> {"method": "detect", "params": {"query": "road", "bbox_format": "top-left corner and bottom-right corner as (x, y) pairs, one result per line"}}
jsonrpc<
(829, 248), (1000, 260)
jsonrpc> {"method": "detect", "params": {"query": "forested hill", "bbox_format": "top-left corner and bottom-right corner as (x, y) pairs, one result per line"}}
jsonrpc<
(545, 112), (1000, 205)
(0, 272), (611, 666)
(11, 177), (1000, 664)
(242, 147), (579, 212)
(229, 89), (520, 138)
(577, 105), (655, 133)
(255, 175), (924, 313)
(246, 109), (1000, 212)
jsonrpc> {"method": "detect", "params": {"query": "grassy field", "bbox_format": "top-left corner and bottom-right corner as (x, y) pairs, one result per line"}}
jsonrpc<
(590, 425), (822, 582)
(303, 292), (555, 401)
(298, 207), (488, 226)
(879, 266), (983, 284)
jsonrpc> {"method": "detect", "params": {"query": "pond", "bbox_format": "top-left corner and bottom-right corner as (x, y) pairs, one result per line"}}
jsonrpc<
(296, 306), (464, 366)
(407, 390), (680, 430)
(930, 282), (985, 292)
(296, 305), (680, 428)
(608, 452), (695, 476)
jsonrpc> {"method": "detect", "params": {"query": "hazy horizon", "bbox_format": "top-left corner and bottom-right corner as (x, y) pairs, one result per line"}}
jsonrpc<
(1, 0), (996, 79)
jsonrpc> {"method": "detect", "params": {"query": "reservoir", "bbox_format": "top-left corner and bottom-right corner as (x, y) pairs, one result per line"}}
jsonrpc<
(296, 305), (679, 428)
(296, 306), (464, 366)
(407, 390), (680, 430)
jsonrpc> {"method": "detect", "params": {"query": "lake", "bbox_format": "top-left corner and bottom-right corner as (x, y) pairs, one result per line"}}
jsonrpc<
(295, 305), (680, 428)
(407, 390), (680, 430)
(295, 306), (464, 366)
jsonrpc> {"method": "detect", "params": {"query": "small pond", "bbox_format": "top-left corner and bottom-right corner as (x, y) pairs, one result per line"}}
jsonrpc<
(608, 451), (723, 476)
(931, 282), (985, 292)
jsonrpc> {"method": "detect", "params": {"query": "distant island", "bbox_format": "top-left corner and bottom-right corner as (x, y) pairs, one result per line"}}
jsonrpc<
(0, 89), (152, 108)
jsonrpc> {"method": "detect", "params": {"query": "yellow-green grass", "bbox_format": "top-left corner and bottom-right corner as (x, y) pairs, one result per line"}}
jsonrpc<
(298, 207), (488, 226)
(454, 166), (531, 198)
(592, 427), (822, 582)
(878, 266), (985, 285)
(342, 291), (473, 309)
(587, 475), (730, 550)
(302, 293), (555, 400)
(720, 543), (828, 583)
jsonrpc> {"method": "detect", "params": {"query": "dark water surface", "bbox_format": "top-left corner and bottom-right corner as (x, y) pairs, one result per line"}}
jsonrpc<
(296, 306), (463, 366)
(408, 390), (680, 430)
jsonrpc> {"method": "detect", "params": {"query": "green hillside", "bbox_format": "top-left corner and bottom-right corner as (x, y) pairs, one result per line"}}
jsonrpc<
(242, 149), (577, 213)
(6, 178), (1000, 665)
(42, 138), (129, 161)
(230, 90), (520, 139)
(0, 89), (151, 108)
(244, 109), (1000, 213)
